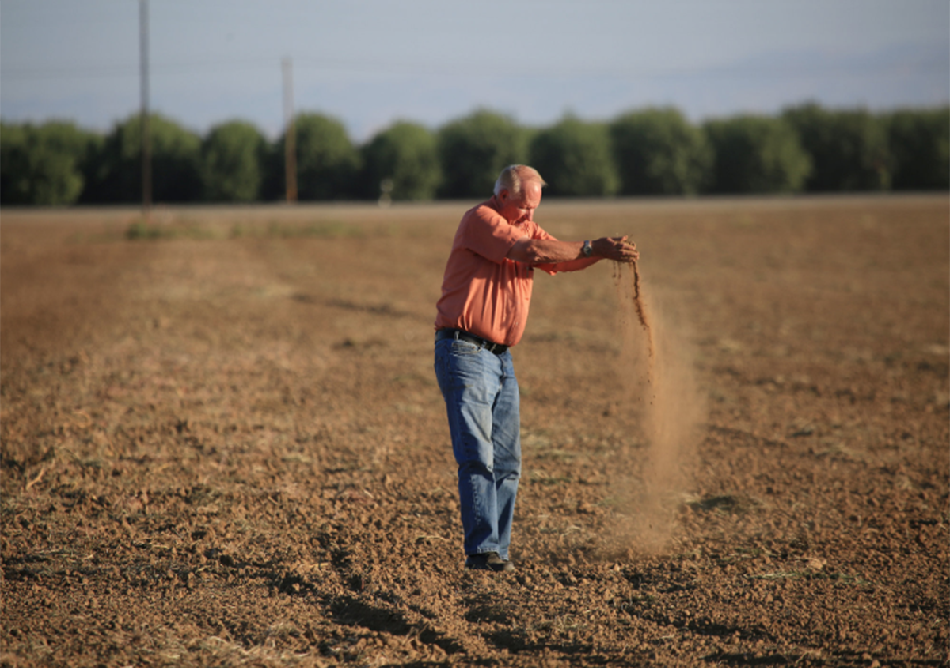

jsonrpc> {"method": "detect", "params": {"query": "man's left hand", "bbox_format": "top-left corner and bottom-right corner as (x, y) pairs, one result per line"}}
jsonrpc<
(593, 236), (640, 263)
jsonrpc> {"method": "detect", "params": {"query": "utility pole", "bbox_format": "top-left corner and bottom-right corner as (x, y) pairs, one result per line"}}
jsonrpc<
(140, 0), (152, 222)
(282, 57), (297, 203)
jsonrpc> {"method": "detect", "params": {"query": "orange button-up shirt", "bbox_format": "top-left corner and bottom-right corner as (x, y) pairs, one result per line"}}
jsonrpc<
(434, 197), (559, 347)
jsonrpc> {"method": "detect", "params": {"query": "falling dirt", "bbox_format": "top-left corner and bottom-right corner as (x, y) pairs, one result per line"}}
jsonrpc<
(2, 198), (948, 667)
(611, 261), (705, 555)
(630, 261), (655, 359)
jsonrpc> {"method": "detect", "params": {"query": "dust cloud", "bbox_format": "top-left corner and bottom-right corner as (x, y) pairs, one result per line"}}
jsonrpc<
(607, 262), (706, 555)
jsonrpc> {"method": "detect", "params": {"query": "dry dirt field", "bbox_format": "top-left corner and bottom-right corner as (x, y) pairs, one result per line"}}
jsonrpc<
(1, 196), (948, 667)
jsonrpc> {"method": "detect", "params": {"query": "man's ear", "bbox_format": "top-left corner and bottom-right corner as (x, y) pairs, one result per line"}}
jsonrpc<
(499, 189), (508, 202)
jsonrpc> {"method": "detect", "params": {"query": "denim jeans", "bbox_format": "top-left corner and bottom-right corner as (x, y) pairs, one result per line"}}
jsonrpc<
(434, 336), (521, 560)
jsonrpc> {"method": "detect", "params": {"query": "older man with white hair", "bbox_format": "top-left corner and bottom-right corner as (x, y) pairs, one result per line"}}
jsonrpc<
(434, 164), (640, 572)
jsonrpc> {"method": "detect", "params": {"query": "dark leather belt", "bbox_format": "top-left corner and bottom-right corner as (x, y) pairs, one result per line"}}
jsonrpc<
(436, 329), (508, 355)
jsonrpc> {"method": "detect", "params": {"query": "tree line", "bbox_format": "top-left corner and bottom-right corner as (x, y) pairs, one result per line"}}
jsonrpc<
(1, 103), (947, 206)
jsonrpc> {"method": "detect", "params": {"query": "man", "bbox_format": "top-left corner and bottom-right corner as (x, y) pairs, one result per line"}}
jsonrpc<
(433, 164), (640, 572)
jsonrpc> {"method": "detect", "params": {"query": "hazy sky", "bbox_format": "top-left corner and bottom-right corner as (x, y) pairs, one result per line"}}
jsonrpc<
(2, 0), (947, 141)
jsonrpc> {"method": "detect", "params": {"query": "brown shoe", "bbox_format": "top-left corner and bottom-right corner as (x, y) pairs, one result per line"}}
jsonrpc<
(465, 552), (515, 572)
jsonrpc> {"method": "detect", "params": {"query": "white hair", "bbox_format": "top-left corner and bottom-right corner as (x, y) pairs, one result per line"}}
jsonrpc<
(493, 164), (546, 197)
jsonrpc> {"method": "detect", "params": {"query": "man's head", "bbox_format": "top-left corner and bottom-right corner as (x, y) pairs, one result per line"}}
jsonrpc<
(494, 164), (546, 224)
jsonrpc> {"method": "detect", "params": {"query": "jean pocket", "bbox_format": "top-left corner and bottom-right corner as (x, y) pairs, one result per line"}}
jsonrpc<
(452, 340), (479, 356)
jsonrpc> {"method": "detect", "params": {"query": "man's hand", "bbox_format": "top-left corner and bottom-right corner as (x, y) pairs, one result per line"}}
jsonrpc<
(593, 236), (640, 263)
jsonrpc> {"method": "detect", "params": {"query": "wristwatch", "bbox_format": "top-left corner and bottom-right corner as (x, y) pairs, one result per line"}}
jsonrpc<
(581, 240), (592, 257)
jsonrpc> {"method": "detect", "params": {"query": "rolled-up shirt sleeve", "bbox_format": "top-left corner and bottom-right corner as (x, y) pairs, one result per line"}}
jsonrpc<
(460, 205), (526, 262)
(463, 206), (561, 276)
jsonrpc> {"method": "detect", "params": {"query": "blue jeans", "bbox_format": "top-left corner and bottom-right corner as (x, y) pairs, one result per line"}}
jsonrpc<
(434, 335), (521, 560)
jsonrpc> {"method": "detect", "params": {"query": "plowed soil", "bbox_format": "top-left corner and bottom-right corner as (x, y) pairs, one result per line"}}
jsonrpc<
(2, 197), (948, 667)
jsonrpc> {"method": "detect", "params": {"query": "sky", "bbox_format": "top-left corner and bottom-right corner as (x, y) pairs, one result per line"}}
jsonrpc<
(1, 0), (948, 142)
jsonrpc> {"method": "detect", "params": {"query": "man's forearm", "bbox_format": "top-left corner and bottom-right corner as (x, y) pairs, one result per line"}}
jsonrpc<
(508, 239), (586, 264)
(543, 256), (602, 272)
(508, 236), (639, 266)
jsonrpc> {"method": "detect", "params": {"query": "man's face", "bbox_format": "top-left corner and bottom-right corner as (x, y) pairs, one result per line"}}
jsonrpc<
(497, 179), (542, 224)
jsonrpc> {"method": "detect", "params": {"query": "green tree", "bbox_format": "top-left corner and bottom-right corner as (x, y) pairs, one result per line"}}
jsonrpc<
(782, 103), (890, 191)
(703, 115), (811, 194)
(610, 107), (711, 196)
(529, 115), (618, 197)
(265, 112), (359, 201)
(437, 109), (530, 199)
(199, 120), (268, 202)
(359, 121), (441, 201)
(82, 113), (201, 204)
(1, 120), (100, 205)
(885, 107), (950, 191)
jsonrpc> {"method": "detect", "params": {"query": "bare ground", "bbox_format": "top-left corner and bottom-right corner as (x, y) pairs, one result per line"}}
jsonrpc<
(1, 197), (948, 667)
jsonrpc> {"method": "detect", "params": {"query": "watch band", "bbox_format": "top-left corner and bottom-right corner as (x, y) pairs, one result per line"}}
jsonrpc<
(582, 240), (592, 257)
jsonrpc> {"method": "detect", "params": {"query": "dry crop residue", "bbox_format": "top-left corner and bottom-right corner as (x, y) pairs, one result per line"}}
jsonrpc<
(1, 200), (947, 667)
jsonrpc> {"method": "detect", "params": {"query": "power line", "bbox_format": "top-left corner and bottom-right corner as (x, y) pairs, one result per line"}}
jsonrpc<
(0, 58), (283, 81)
(2, 55), (945, 83)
